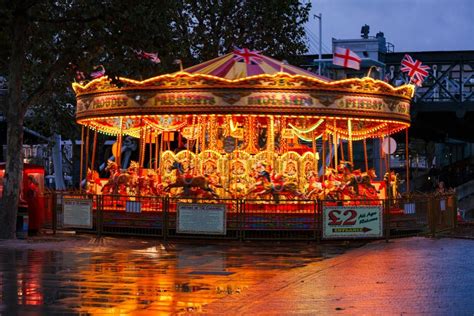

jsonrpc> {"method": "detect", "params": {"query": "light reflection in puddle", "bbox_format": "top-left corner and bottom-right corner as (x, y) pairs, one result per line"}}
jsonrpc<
(0, 241), (344, 314)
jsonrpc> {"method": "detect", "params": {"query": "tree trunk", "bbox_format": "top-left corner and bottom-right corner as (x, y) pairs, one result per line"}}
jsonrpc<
(0, 115), (25, 239)
(0, 7), (29, 239)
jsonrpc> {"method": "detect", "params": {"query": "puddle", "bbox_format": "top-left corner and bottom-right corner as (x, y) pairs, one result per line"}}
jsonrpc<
(0, 239), (357, 314)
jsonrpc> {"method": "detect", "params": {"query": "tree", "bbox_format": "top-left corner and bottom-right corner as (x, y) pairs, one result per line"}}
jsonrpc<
(171, 0), (311, 64)
(0, 0), (310, 239)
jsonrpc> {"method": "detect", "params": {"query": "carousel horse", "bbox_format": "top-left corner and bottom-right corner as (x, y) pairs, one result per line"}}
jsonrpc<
(246, 169), (274, 199)
(344, 169), (379, 200)
(163, 161), (218, 198)
(143, 170), (164, 196)
(383, 171), (400, 199)
(101, 160), (134, 195)
(85, 168), (102, 194)
(358, 169), (379, 199)
(246, 168), (304, 203)
(304, 171), (324, 199)
(321, 167), (345, 200)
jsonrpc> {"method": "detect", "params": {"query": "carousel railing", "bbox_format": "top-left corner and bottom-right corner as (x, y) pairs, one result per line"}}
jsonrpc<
(42, 191), (457, 241)
(241, 199), (319, 241)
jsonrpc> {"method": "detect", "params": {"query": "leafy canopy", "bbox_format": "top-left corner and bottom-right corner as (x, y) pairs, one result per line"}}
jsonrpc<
(1, 0), (311, 137)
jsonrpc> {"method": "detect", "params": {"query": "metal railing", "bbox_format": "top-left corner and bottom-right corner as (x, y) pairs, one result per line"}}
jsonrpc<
(42, 192), (457, 241)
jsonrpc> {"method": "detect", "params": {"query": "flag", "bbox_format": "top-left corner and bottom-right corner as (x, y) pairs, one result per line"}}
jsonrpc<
(68, 62), (86, 81)
(400, 54), (430, 86)
(411, 76), (423, 87)
(75, 70), (86, 81)
(232, 47), (263, 64)
(333, 47), (361, 70)
(134, 49), (161, 63)
(90, 65), (106, 79)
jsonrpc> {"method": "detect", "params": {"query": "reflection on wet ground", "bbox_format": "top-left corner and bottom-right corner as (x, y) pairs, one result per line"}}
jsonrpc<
(0, 237), (355, 314)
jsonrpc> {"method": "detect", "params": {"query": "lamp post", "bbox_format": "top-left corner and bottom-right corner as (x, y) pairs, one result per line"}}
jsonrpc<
(314, 13), (322, 75)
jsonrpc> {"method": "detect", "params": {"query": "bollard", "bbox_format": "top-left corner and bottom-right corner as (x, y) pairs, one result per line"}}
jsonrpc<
(52, 192), (57, 235)
(16, 213), (29, 239)
(163, 197), (168, 241)
(384, 199), (390, 242)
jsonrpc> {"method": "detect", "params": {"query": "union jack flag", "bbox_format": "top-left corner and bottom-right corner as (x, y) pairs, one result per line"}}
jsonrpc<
(400, 54), (430, 86)
(134, 49), (161, 64)
(90, 65), (106, 79)
(232, 47), (262, 64)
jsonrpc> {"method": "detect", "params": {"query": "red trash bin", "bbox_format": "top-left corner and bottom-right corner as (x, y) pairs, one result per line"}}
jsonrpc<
(23, 166), (45, 235)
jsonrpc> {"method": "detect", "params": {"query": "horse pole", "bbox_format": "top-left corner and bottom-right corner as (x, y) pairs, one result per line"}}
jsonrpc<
(79, 125), (84, 191)
(405, 127), (410, 194)
(363, 138), (368, 172)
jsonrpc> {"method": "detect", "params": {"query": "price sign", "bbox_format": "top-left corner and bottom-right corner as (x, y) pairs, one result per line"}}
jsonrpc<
(322, 205), (383, 239)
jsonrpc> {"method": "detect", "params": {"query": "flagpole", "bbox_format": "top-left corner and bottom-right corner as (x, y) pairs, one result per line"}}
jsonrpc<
(367, 66), (378, 78)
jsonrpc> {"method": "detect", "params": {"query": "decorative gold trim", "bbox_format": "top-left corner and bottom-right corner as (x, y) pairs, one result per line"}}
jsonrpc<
(72, 73), (414, 100)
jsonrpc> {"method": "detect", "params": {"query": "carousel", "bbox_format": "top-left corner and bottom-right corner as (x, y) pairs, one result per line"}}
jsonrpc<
(73, 51), (414, 206)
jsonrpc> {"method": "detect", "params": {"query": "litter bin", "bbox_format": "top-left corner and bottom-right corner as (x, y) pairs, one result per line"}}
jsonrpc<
(17, 212), (29, 239)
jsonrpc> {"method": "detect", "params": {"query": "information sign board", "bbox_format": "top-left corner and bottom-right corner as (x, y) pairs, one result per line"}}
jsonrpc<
(177, 203), (226, 235)
(322, 205), (383, 239)
(63, 198), (93, 229)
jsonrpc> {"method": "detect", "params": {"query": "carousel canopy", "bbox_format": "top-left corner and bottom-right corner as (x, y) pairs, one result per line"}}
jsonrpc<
(72, 50), (414, 139)
(182, 51), (329, 81)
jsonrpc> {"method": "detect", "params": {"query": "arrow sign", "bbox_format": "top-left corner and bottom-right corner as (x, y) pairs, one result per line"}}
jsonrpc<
(323, 206), (383, 239)
(332, 227), (372, 233)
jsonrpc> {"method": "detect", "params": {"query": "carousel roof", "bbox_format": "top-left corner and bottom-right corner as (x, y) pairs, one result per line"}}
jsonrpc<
(182, 51), (329, 81)
(72, 50), (414, 139)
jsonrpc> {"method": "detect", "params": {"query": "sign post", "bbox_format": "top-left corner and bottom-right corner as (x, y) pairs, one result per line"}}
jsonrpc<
(322, 205), (383, 239)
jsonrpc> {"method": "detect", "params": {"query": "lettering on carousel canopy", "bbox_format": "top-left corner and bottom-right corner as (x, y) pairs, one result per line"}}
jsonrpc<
(337, 97), (409, 114)
(91, 96), (128, 109)
(154, 94), (216, 106)
(248, 94), (313, 106)
(77, 92), (410, 118)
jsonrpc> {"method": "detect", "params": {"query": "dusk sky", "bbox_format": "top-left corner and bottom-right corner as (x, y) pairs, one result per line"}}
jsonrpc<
(306, 0), (474, 54)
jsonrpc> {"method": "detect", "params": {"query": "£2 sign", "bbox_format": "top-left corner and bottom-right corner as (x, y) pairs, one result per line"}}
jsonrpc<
(322, 205), (383, 239)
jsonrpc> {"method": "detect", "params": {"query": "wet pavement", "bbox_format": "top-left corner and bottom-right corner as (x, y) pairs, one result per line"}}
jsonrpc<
(0, 236), (354, 315)
(205, 237), (474, 315)
(1, 237), (473, 315)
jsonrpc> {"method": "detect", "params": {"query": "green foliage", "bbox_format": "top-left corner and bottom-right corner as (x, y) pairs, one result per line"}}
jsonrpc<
(1, 0), (311, 138)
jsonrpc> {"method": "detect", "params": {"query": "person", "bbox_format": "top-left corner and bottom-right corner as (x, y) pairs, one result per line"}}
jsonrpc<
(256, 162), (271, 182)
(25, 175), (40, 236)
(436, 181), (446, 195)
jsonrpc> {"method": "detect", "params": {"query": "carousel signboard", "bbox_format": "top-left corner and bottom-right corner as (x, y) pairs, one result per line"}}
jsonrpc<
(76, 90), (410, 122)
(63, 198), (93, 229)
(322, 205), (383, 239)
(177, 203), (226, 235)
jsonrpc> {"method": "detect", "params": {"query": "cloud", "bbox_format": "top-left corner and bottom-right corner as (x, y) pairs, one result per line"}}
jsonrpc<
(307, 0), (474, 52)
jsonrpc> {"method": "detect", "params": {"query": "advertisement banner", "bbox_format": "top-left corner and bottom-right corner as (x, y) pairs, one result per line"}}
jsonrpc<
(322, 205), (383, 239)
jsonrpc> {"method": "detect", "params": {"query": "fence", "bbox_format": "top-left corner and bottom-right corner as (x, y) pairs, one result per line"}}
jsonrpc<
(42, 192), (457, 241)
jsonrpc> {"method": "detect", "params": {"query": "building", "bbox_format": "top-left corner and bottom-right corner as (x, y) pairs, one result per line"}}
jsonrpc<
(298, 26), (474, 191)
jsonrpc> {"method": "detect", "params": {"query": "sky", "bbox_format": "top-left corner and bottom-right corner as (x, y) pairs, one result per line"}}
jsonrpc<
(306, 0), (474, 54)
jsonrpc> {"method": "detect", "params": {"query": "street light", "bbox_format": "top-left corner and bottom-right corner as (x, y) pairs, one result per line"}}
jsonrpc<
(314, 13), (322, 75)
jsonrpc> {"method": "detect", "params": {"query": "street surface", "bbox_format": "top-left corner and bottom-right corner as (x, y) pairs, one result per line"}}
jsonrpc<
(0, 236), (473, 315)
(0, 236), (351, 315)
(205, 237), (474, 315)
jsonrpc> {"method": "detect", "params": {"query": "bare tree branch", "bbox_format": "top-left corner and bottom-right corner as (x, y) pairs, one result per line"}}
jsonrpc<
(31, 14), (106, 24)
